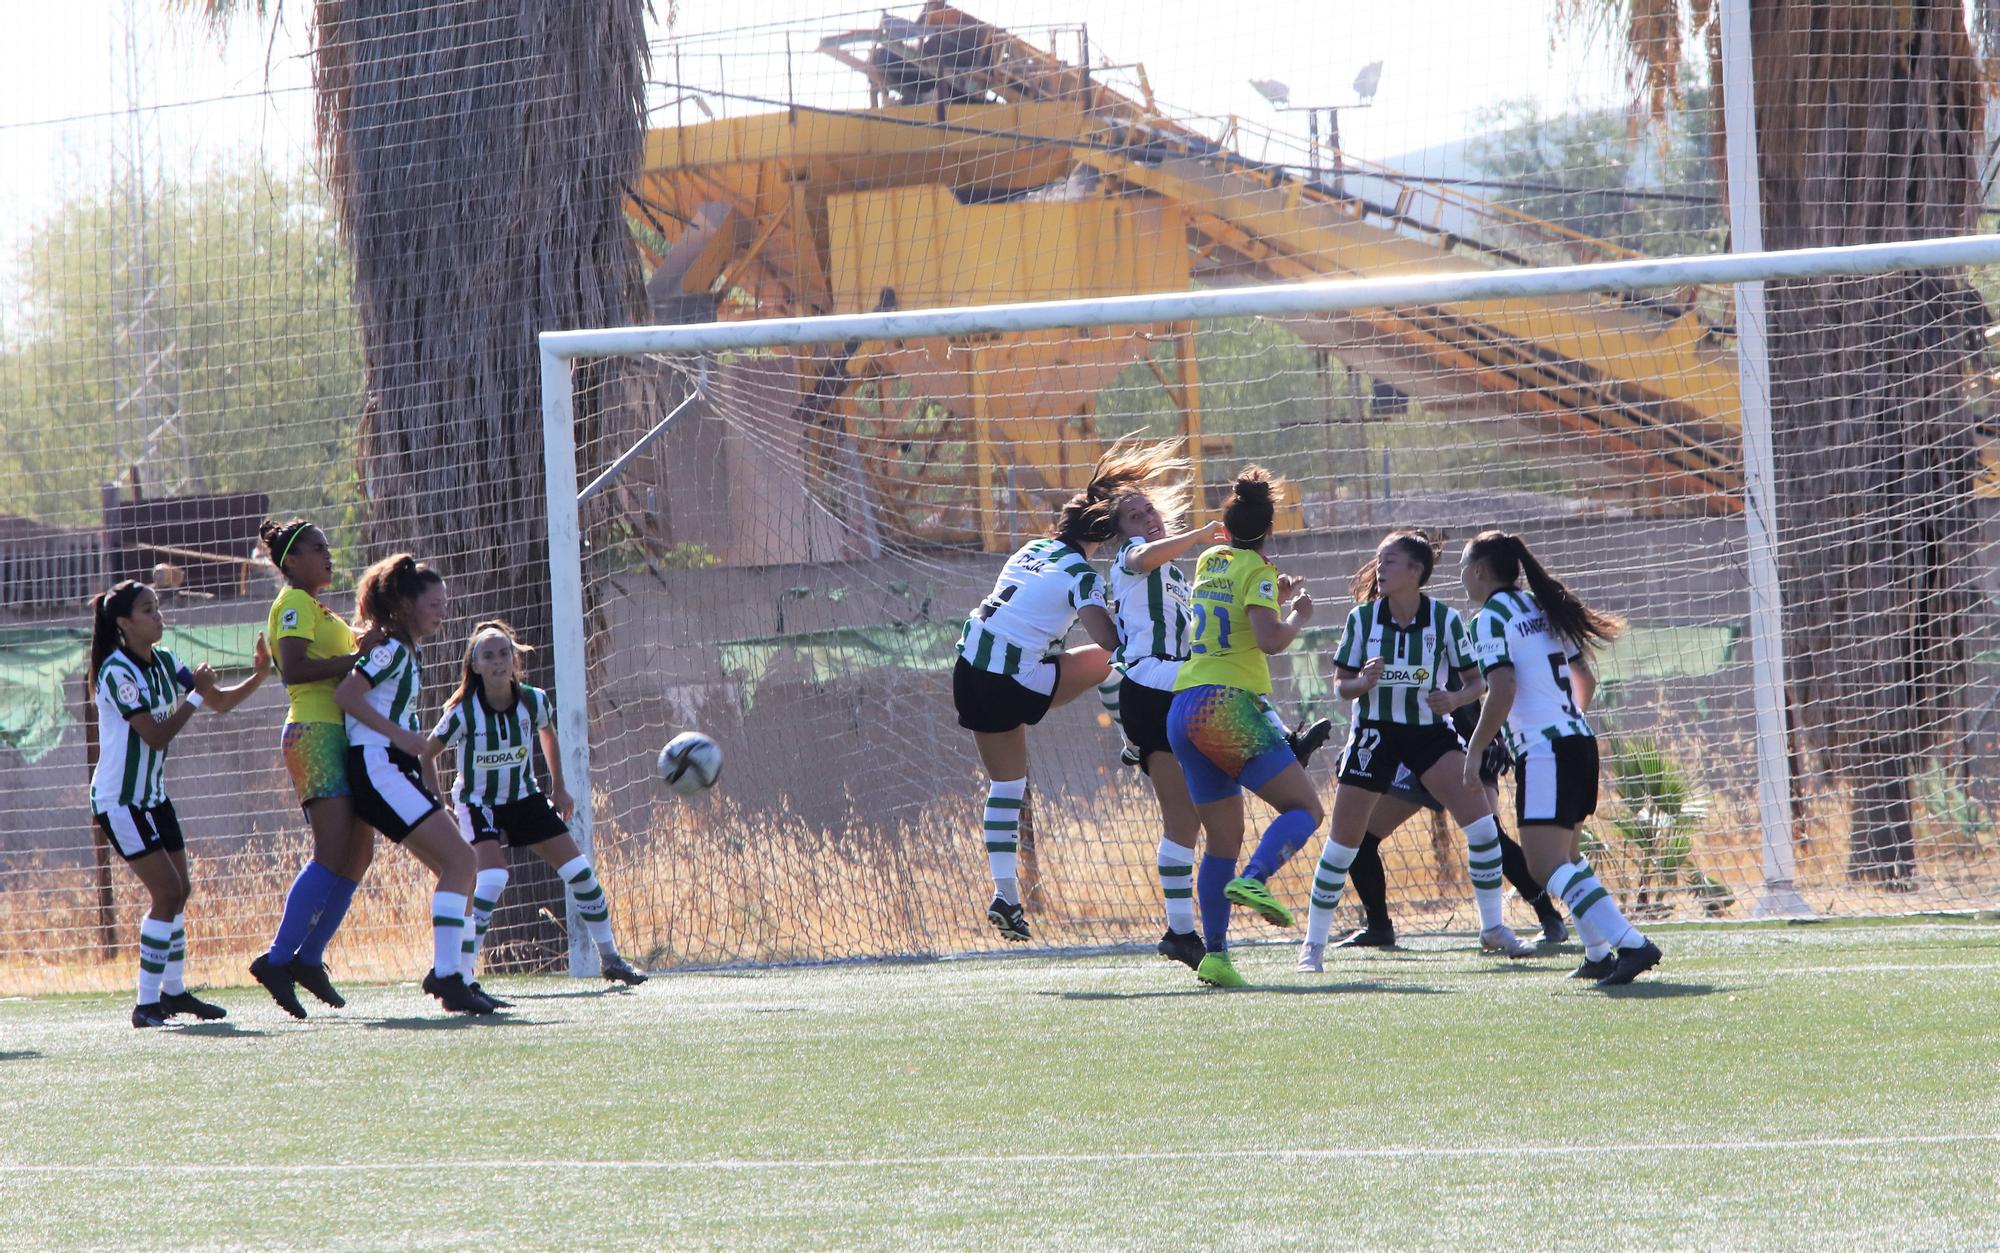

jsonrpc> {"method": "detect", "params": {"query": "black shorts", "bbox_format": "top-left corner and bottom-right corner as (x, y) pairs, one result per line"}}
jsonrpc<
(1337, 720), (1466, 794)
(1514, 734), (1600, 828)
(95, 801), (184, 863)
(954, 656), (1059, 734)
(1386, 738), (1509, 810)
(456, 794), (569, 848)
(348, 745), (444, 843)
(1118, 676), (1175, 770)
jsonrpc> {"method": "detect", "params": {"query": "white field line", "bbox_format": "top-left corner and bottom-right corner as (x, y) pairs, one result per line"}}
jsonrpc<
(3, 1132), (1998, 1175)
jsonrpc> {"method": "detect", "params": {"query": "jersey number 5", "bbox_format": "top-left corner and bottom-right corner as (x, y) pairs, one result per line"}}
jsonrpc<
(975, 584), (1018, 621)
(1189, 603), (1232, 653)
(1547, 654), (1580, 715)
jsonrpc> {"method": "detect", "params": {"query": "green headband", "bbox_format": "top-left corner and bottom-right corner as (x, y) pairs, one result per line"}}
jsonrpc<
(278, 525), (309, 569)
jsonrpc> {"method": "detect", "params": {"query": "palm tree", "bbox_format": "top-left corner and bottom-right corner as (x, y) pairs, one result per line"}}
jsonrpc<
(1569, 1), (1988, 885)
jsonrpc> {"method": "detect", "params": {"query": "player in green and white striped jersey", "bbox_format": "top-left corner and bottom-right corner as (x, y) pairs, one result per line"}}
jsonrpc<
(87, 580), (272, 1027)
(425, 620), (645, 995)
(1460, 529), (1661, 986)
(1299, 530), (1537, 973)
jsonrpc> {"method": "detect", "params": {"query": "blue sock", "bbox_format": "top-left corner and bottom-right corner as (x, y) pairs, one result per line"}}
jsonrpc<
(1197, 855), (1237, 954)
(267, 861), (339, 964)
(1242, 809), (1319, 882)
(293, 872), (360, 966)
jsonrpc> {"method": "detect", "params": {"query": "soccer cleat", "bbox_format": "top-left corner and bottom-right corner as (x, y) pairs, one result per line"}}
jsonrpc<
(1480, 925), (1537, 959)
(1596, 939), (1663, 987)
(423, 969), (495, 1015)
(987, 896), (1030, 942)
(468, 982), (514, 1009)
(1288, 718), (1335, 767)
(1119, 742), (1144, 769)
(1295, 941), (1325, 973)
(1536, 909), (1570, 946)
(160, 990), (227, 1021)
(131, 1002), (171, 1029)
(290, 961), (347, 1009)
(1568, 953), (1618, 981)
(1156, 928), (1205, 971)
(1333, 925), (1396, 950)
(248, 954), (308, 1020)
(1224, 875), (1294, 927)
(601, 955), (650, 986)
(1195, 952), (1247, 988)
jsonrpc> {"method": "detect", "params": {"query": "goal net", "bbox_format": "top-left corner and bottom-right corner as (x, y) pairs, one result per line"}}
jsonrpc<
(545, 233), (2000, 969)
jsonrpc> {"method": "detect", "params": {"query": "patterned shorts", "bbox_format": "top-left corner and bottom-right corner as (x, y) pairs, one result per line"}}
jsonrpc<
(283, 721), (351, 807)
(1166, 684), (1293, 805)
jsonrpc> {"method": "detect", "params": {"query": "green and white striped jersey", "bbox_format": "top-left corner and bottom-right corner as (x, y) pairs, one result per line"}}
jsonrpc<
(432, 683), (553, 805)
(346, 637), (424, 750)
(1331, 595), (1473, 726)
(1109, 534), (1192, 690)
(958, 538), (1106, 678)
(1468, 588), (1593, 755)
(90, 646), (186, 814)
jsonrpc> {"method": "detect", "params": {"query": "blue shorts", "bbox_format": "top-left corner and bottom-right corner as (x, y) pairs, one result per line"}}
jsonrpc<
(1166, 684), (1295, 805)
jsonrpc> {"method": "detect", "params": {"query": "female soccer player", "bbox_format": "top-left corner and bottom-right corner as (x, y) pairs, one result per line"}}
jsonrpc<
(88, 580), (272, 1026)
(1459, 530), (1661, 985)
(425, 619), (646, 998)
(1165, 468), (1321, 989)
(1297, 530), (1535, 973)
(332, 554), (493, 1014)
(250, 518), (385, 1019)
(1103, 455), (1331, 970)
(952, 445), (1138, 943)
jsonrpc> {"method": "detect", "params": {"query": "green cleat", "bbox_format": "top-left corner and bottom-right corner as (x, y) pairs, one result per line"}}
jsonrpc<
(1195, 952), (1247, 988)
(1224, 875), (1294, 927)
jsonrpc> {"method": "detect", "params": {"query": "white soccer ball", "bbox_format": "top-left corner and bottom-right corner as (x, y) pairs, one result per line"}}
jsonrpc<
(658, 732), (722, 796)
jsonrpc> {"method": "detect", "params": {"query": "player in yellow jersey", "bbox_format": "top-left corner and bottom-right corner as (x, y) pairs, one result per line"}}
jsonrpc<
(1165, 468), (1320, 988)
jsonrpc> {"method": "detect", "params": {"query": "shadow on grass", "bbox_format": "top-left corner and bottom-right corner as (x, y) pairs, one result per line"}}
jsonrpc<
(491, 987), (631, 1002)
(1045, 982), (1452, 1001)
(0, 1050), (43, 1061)
(1596, 981), (1727, 999)
(172, 1022), (268, 1039)
(361, 1014), (553, 1031)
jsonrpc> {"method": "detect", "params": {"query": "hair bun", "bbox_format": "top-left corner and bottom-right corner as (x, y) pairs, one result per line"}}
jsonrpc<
(1232, 475), (1272, 504)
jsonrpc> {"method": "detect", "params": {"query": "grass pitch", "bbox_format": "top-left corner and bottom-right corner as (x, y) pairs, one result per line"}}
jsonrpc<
(2, 918), (1997, 1249)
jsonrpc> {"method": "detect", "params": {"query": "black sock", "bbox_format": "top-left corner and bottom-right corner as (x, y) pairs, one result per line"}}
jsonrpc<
(1350, 833), (1392, 932)
(1499, 828), (1557, 916)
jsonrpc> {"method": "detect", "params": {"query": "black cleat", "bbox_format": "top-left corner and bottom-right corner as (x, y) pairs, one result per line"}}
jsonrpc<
(468, 982), (514, 1009)
(291, 961), (347, 1009)
(1596, 939), (1663, 987)
(1156, 928), (1205, 971)
(987, 895), (1030, 942)
(160, 990), (227, 1021)
(422, 969), (495, 1015)
(1333, 924), (1396, 950)
(601, 955), (649, 986)
(1569, 953), (1619, 981)
(249, 954), (307, 1019)
(1119, 742), (1144, 769)
(1288, 718), (1334, 767)
(1537, 910), (1570, 946)
(132, 1001), (171, 1029)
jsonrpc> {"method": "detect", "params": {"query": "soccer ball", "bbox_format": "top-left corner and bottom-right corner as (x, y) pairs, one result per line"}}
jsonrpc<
(658, 732), (722, 795)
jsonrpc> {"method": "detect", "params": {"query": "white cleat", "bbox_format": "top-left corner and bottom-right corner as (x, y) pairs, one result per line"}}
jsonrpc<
(1480, 925), (1537, 959)
(1296, 941), (1326, 973)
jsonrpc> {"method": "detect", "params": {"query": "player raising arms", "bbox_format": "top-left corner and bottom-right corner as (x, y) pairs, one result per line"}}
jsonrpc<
(425, 619), (646, 999)
(250, 517), (386, 1018)
(1298, 530), (1536, 974)
(953, 445), (1136, 943)
(88, 581), (272, 1026)
(1459, 530), (1661, 986)
(1165, 468), (1321, 989)
(332, 554), (494, 1015)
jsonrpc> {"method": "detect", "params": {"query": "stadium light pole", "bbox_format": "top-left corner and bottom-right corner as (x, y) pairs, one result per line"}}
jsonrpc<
(1250, 68), (1379, 198)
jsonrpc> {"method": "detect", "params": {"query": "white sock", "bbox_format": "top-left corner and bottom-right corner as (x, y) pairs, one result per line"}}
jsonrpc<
(984, 778), (1027, 905)
(468, 867), (510, 977)
(161, 912), (187, 995)
(1304, 839), (1361, 946)
(1569, 857), (1613, 959)
(136, 915), (173, 1005)
(1463, 815), (1505, 931)
(430, 891), (468, 977)
(557, 855), (617, 951)
(1546, 861), (1643, 951)
(1157, 837), (1196, 932)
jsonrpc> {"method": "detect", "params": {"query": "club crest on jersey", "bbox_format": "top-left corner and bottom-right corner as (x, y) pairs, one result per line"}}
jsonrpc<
(115, 678), (140, 708)
(369, 644), (397, 669)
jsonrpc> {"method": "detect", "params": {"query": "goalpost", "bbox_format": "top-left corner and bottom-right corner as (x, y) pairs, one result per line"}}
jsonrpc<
(542, 236), (2000, 975)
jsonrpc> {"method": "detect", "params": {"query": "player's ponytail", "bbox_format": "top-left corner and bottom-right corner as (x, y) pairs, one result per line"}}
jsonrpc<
(1464, 530), (1622, 651)
(88, 580), (150, 682)
(1349, 529), (1437, 603)
(1222, 466), (1279, 548)
(355, 553), (443, 641)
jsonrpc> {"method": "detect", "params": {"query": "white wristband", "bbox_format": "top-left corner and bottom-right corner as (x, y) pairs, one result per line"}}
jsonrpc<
(183, 691), (206, 709)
